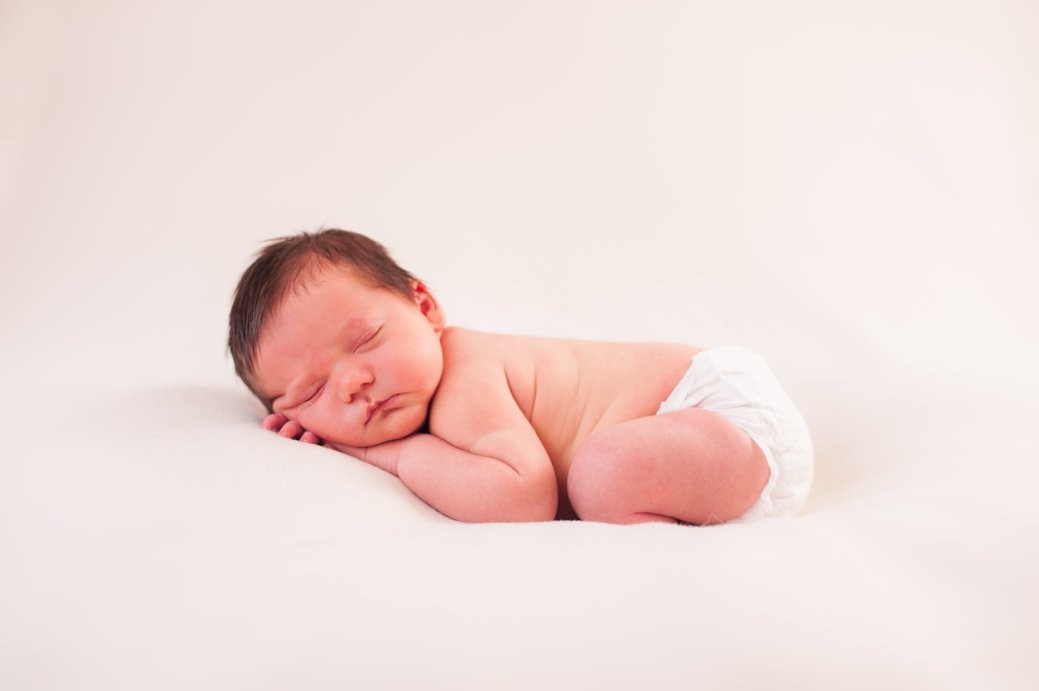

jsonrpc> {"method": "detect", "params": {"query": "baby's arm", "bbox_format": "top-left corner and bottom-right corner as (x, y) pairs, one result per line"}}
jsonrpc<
(330, 428), (557, 523)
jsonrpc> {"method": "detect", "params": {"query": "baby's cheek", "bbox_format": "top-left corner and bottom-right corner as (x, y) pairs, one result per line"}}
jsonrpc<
(390, 404), (429, 440)
(322, 415), (367, 447)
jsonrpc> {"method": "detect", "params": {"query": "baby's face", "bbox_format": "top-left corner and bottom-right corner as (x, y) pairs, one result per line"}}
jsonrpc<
(252, 265), (445, 447)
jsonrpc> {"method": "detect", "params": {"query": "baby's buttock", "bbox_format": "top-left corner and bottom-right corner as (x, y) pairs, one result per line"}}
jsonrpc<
(655, 346), (815, 519)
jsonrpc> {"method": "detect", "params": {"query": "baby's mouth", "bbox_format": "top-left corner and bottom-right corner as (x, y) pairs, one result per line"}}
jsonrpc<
(364, 395), (398, 424)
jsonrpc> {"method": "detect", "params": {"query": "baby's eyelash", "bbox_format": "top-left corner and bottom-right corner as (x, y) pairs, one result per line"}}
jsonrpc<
(354, 326), (382, 350)
(302, 382), (325, 403)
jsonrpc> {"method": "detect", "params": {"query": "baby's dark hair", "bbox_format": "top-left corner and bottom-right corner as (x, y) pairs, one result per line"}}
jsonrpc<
(228, 228), (418, 408)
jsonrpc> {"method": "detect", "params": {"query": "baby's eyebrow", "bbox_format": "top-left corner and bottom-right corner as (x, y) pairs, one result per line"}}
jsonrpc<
(338, 316), (366, 337)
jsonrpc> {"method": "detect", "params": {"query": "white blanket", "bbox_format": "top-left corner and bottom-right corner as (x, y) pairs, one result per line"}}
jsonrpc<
(3, 2), (1038, 689)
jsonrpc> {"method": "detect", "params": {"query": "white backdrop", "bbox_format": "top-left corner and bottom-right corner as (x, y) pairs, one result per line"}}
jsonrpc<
(3, 2), (1038, 689)
(4, 1), (1036, 391)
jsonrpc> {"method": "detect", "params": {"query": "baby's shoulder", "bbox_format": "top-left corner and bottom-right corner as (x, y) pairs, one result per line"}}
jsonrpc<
(429, 328), (530, 434)
(439, 326), (489, 355)
(439, 327), (528, 364)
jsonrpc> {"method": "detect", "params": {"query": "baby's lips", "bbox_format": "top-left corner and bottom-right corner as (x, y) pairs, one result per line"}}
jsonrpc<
(365, 394), (400, 424)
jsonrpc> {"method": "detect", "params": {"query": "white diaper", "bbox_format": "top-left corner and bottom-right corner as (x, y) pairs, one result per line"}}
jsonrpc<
(656, 346), (815, 521)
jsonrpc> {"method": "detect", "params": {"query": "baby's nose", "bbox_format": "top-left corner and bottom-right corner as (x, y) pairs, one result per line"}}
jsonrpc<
(332, 362), (373, 402)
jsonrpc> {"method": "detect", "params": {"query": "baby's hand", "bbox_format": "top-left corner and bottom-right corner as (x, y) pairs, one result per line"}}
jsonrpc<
(259, 413), (396, 476)
(261, 412), (323, 445)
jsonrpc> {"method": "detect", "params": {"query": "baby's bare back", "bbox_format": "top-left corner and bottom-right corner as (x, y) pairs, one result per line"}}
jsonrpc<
(436, 328), (699, 483)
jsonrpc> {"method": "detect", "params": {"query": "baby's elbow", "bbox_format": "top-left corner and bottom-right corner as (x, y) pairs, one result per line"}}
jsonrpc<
(492, 473), (558, 523)
(514, 484), (559, 522)
(527, 467), (560, 521)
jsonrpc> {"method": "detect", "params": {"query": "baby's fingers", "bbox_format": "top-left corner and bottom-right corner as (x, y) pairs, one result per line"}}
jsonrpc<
(262, 413), (321, 444)
(300, 430), (323, 445)
(262, 413), (287, 431)
(278, 420), (305, 439)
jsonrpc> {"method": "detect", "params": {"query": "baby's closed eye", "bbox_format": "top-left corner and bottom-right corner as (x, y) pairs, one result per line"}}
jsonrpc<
(278, 381), (324, 412)
(352, 325), (383, 351)
(302, 382), (325, 403)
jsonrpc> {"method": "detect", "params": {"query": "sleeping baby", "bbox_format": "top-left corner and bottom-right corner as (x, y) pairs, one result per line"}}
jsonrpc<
(228, 229), (814, 524)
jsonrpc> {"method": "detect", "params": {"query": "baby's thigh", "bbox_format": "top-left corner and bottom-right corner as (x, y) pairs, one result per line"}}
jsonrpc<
(566, 409), (769, 524)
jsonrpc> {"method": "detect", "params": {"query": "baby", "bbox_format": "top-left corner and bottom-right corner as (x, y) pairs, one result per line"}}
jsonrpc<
(229, 229), (814, 524)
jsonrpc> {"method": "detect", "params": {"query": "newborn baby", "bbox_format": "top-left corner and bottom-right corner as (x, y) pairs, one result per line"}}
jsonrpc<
(228, 229), (813, 524)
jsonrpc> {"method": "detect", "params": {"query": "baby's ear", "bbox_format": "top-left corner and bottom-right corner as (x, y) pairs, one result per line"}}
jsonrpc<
(411, 281), (446, 332)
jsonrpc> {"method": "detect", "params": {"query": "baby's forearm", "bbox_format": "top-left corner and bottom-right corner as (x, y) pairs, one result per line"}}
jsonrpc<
(375, 433), (557, 523)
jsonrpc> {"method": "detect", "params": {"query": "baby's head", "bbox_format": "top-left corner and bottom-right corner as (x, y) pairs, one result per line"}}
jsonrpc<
(228, 228), (426, 413)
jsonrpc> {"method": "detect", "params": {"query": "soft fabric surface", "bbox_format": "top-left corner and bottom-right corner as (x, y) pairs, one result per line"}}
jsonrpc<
(3, 2), (1038, 689)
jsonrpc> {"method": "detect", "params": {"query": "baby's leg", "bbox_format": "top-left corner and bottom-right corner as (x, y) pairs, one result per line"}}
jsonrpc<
(566, 409), (770, 525)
